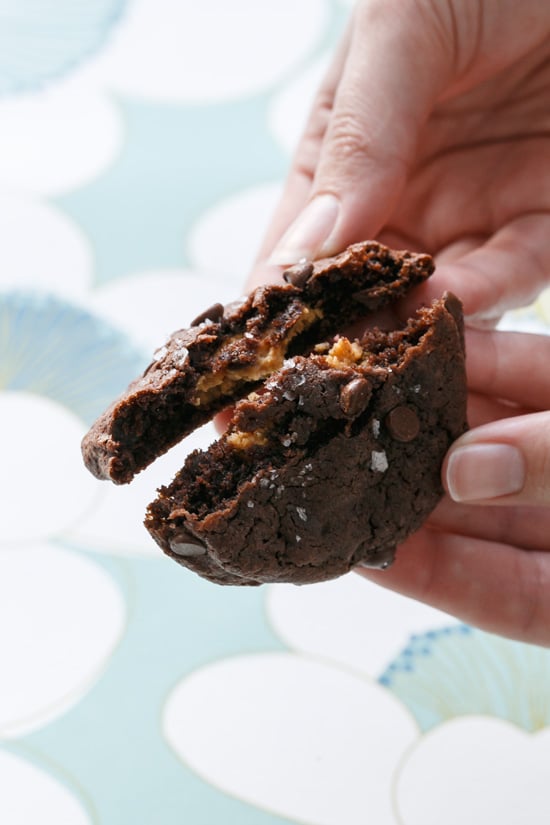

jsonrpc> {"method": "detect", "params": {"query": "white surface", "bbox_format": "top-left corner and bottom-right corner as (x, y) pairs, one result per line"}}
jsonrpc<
(0, 82), (122, 196)
(164, 652), (418, 825)
(84, 0), (329, 102)
(0, 543), (125, 737)
(0, 393), (99, 544)
(396, 717), (550, 824)
(267, 575), (459, 677)
(0, 195), (93, 297)
(0, 750), (91, 825)
(188, 182), (282, 279)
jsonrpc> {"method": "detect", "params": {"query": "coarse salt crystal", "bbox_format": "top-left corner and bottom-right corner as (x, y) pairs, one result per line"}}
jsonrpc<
(370, 450), (388, 472)
(372, 419), (380, 437)
(174, 346), (189, 366)
(296, 507), (307, 522)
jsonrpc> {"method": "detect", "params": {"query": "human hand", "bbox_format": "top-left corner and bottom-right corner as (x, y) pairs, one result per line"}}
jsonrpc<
(358, 326), (550, 646)
(235, 0), (550, 643)
(248, 0), (550, 326)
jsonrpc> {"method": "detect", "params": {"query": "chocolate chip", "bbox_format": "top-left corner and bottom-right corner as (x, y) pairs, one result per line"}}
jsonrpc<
(190, 302), (224, 327)
(339, 377), (371, 417)
(357, 546), (396, 570)
(170, 531), (207, 557)
(283, 260), (314, 288)
(351, 288), (381, 309)
(386, 405), (420, 442)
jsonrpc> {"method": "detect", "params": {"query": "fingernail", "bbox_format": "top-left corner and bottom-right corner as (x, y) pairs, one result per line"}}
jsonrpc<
(268, 194), (340, 265)
(446, 443), (526, 502)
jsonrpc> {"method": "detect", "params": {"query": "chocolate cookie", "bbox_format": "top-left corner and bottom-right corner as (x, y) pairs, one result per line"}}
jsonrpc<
(145, 293), (467, 585)
(82, 242), (433, 484)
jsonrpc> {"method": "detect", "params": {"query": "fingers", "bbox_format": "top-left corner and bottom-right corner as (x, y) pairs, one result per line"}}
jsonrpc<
(443, 323), (550, 508)
(265, 0), (453, 267)
(357, 529), (550, 646)
(428, 496), (550, 553)
(246, 19), (353, 290)
(465, 328), (550, 411)
(400, 213), (550, 323)
(443, 411), (550, 507)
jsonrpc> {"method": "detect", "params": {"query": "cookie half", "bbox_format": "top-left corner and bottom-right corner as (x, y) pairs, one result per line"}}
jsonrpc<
(145, 293), (467, 586)
(82, 242), (433, 484)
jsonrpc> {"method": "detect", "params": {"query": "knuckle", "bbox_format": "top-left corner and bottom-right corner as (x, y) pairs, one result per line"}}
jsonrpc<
(327, 113), (372, 164)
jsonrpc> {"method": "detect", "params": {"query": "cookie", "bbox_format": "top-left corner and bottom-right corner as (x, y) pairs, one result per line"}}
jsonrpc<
(145, 292), (467, 585)
(81, 241), (433, 484)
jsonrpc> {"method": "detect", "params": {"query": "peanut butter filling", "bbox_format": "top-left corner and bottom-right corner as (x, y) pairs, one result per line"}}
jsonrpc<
(226, 429), (269, 450)
(326, 337), (363, 368)
(191, 308), (322, 407)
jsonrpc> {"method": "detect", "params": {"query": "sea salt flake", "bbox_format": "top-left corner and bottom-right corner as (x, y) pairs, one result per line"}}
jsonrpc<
(296, 507), (308, 522)
(282, 437), (292, 447)
(247, 501), (255, 508)
(413, 384), (422, 393)
(372, 418), (380, 437)
(174, 345), (189, 366)
(370, 450), (388, 472)
(296, 535), (301, 543)
(153, 345), (168, 360)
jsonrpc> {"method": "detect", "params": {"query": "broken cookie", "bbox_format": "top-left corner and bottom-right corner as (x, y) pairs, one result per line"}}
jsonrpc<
(82, 241), (434, 484)
(82, 241), (467, 585)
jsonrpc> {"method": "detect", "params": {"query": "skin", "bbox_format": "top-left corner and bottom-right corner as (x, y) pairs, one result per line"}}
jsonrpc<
(245, 0), (550, 644)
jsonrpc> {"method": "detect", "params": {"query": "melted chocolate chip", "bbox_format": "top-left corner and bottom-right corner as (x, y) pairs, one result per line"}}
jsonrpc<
(283, 260), (314, 288)
(357, 546), (396, 570)
(170, 530), (207, 557)
(190, 302), (224, 327)
(386, 405), (420, 442)
(351, 288), (384, 309)
(339, 377), (372, 417)
(171, 541), (207, 557)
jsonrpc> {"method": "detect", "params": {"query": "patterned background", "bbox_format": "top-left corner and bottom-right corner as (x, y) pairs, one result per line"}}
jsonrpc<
(2, 1), (550, 823)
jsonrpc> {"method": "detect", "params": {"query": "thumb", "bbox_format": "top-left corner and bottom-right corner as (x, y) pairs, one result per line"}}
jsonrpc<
(268, 0), (454, 266)
(443, 412), (550, 507)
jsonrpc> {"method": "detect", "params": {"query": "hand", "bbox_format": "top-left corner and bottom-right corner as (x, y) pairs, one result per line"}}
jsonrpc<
(358, 327), (550, 646)
(239, 0), (550, 643)
(248, 0), (550, 326)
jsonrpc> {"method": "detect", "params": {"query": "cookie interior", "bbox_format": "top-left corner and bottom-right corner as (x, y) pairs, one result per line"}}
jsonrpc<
(83, 242), (434, 484)
(147, 305), (435, 525)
